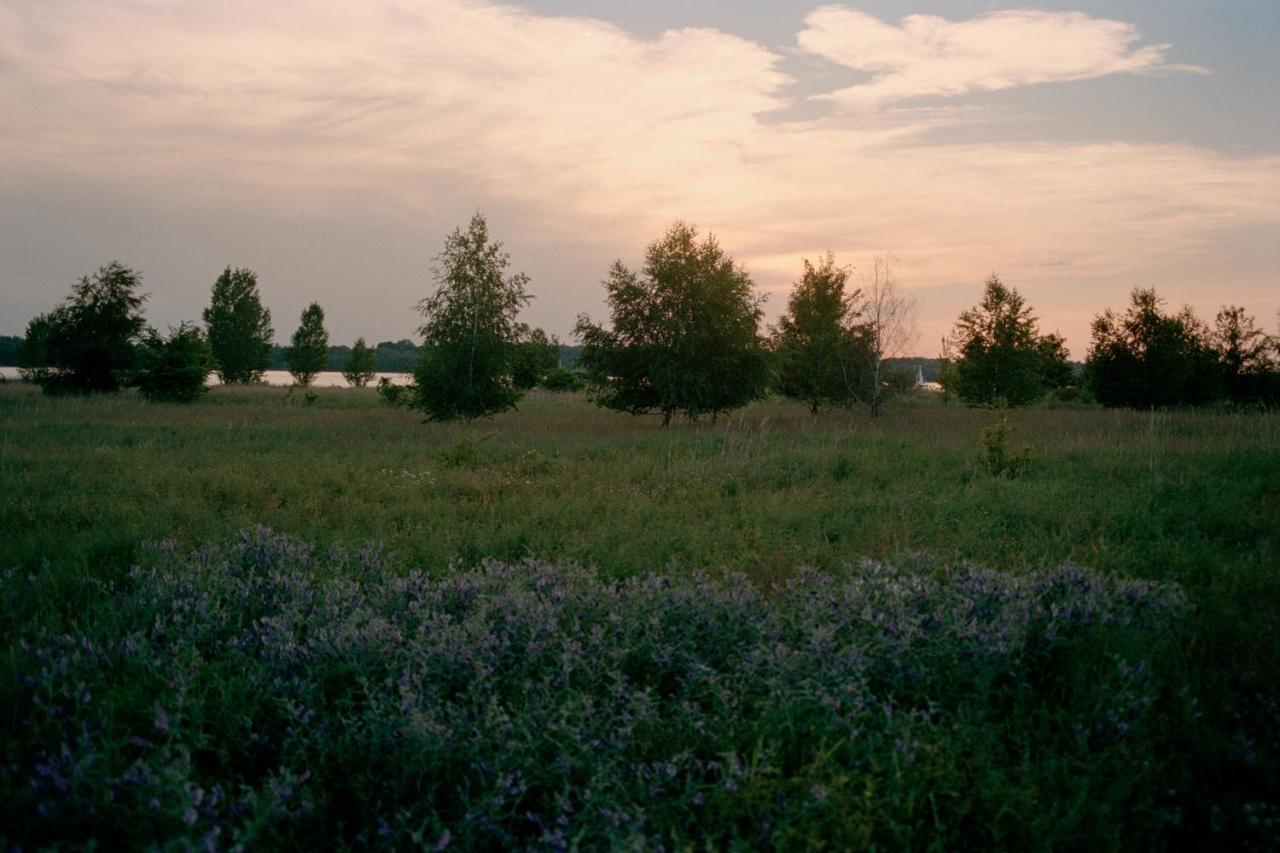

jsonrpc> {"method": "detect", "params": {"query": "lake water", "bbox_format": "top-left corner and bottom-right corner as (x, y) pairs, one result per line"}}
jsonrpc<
(0, 366), (413, 388)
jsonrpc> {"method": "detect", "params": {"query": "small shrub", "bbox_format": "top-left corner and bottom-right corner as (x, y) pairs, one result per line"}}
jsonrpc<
(342, 337), (377, 387)
(134, 323), (214, 403)
(541, 367), (585, 392)
(376, 377), (412, 408)
(981, 411), (1032, 477)
(436, 433), (493, 468)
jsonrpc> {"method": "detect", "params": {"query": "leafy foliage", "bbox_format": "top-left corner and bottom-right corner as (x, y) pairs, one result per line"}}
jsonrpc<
(575, 222), (770, 424)
(285, 303), (329, 388)
(373, 340), (420, 372)
(511, 327), (561, 390)
(375, 377), (412, 408)
(342, 337), (377, 387)
(1213, 305), (1280, 405)
(413, 214), (531, 421)
(26, 262), (147, 395)
(1037, 332), (1076, 390)
(541, 367), (585, 392)
(203, 267), (273, 384)
(1085, 289), (1221, 408)
(948, 275), (1067, 406)
(134, 323), (214, 403)
(3, 528), (1191, 849)
(773, 252), (867, 413)
(0, 335), (19, 366)
(16, 313), (58, 384)
(980, 411), (1032, 477)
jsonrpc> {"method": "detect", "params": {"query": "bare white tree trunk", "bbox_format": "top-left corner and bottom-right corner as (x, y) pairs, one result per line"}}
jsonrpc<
(862, 254), (917, 417)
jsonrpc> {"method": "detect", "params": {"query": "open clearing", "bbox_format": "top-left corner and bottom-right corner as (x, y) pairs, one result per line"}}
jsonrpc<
(2, 385), (1277, 847)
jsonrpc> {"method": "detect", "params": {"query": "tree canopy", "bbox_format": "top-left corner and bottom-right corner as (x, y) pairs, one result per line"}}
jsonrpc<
(25, 262), (147, 395)
(134, 323), (214, 403)
(511, 326), (561, 391)
(343, 337), (377, 387)
(203, 267), (273, 384)
(286, 303), (329, 387)
(413, 213), (532, 421)
(772, 252), (865, 414)
(947, 275), (1067, 406)
(1085, 288), (1222, 408)
(575, 222), (769, 425)
(1213, 305), (1279, 404)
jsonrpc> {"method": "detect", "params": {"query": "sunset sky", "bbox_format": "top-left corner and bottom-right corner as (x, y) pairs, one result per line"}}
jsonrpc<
(2, 0), (1277, 357)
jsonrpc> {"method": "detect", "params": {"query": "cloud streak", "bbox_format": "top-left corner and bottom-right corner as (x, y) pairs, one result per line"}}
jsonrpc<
(0, 1), (1275, 353)
(797, 6), (1206, 107)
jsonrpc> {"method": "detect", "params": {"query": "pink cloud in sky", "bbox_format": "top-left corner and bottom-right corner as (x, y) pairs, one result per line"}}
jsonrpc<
(0, 1), (1276, 355)
(797, 6), (1207, 107)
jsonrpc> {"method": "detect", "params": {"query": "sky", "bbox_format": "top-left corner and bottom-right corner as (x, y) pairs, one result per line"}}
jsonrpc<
(1, 0), (1277, 358)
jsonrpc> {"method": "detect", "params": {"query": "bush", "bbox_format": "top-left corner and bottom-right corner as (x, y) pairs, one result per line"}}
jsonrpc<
(1048, 384), (1087, 404)
(375, 376), (412, 408)
(133, 323), (214, 403)
(2, 528), (1193, 850)
(980, 411), (1032, 477)
(25, 262), (147, 395)
(511, 327), (560, 390)
(540, 367), (585, 392)
(342, 337), (376, 387)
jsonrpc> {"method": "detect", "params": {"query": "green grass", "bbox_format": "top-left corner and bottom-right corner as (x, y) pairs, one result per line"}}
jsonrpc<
(1, 382), (1278, 845)
(2, 383), (1275, 586)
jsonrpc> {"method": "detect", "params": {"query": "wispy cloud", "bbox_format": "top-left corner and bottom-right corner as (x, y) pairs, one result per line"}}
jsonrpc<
(797, 6), (1207, 108)
(0, 1), (1274, 353)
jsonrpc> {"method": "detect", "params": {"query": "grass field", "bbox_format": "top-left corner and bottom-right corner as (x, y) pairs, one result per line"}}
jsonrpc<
(2, 383), (1278, 847)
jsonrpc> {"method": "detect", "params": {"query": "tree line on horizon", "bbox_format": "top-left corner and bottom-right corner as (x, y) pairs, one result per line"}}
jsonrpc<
(11, 213), (1280, 414)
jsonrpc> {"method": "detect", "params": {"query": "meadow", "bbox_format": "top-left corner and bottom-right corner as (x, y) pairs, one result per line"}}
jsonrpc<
(1, 383), (1277, 848)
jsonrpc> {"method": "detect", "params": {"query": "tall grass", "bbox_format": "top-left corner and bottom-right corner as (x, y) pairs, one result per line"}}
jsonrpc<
(1, 383), (1277, 845)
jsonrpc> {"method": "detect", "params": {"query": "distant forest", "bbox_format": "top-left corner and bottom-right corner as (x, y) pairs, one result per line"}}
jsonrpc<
(0, 334), (1076, 382)
(266, 339), (421, 373)
(0, 334), (426, 373)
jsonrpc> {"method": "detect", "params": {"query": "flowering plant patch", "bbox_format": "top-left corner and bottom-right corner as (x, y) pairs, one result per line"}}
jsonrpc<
(5, 528), (1190, 849)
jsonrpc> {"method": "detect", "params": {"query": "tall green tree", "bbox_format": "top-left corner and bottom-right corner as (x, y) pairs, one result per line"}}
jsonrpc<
(1213, 305), (1278, 404)
(1085, 288), (1220, 408)
(343, 337), (377, 387)
(286, 303), (329, 387)
(28, 262), (147, 395)
(413, 213), (532, 421)
(134, 323), (214, 403)
(773, 252), (865, 414)
(203, 267), (274, 384)
(575, 222), (769, 425)
(948, 275), (1061, 406)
